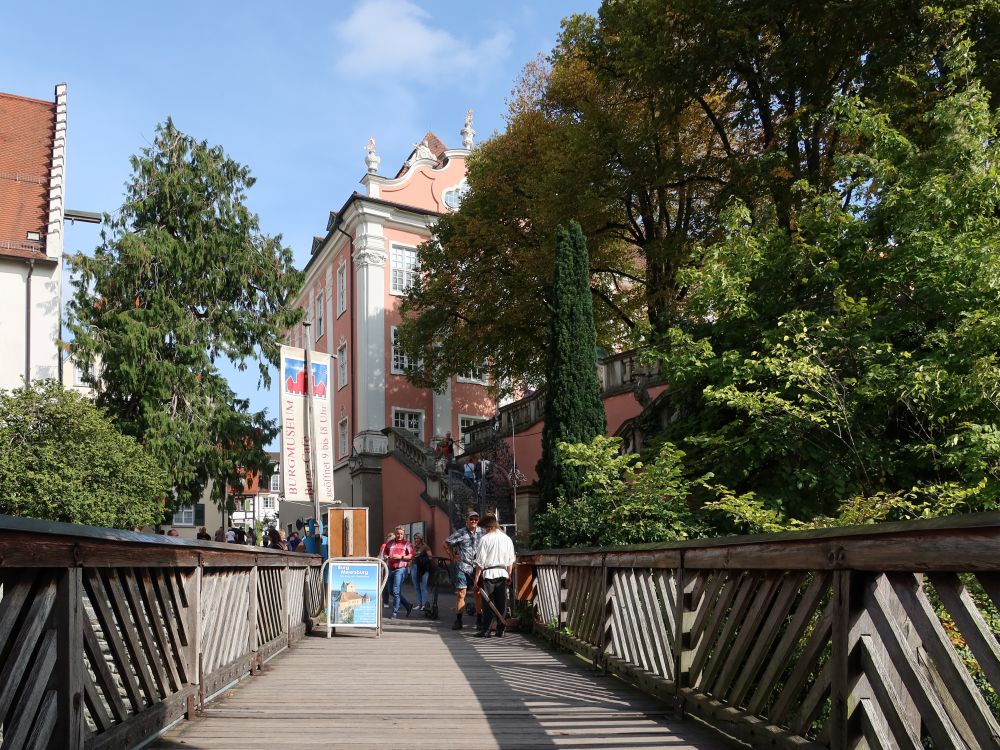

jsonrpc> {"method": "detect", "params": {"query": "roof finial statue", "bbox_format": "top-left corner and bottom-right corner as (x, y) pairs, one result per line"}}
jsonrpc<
(365, 136), (380, 174)
(414, 138), (434, 161)
(460, 109), (476, 149)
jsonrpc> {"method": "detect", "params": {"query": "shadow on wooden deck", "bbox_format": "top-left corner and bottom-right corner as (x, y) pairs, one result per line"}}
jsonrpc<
(151, 593), (741, 750)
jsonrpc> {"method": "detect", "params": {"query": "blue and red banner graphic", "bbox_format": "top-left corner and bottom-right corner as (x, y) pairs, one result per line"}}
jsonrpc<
(279, 346), (335, 504)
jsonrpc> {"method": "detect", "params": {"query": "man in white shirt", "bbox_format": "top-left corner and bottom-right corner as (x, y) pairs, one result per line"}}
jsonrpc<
(472, 513), (516, 638)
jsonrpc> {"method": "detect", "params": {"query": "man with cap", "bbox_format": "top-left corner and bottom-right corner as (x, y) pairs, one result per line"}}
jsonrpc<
(445, 510), (484, 630)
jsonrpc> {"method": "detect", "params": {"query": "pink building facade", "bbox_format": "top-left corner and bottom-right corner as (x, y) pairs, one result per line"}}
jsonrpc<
(286, 125), (493, 554)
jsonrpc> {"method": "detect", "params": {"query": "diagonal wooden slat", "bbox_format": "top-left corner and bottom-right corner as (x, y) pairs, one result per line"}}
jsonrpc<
(202, 572), (228, 672)
(711, 572), (781, 702)
(136, 569), (183, 694)
(105, 570), (163, 705)
(747, 571), (830, 716)
(83, 569), (146, 713)
(149, 570), (189, 684)
(689, 571), (725, 646)
(656, 569), (678, 653)
(611, 570), (643, 668)
(0, 574), (57, 724)
(866, 579), (967, 748)
(930, 572), (1000, 696)
(790, 658), (829, 736)
(83, 665), (113, 734)
(21, 689), (57, 750)
(769, 603), (833, 726)
(856, 697), (894, 750)
(624, 569), (661, 676)
(2, 628), (57, 750)
(0, 572), (33, 646)
(856, 633), (924, 749)
(689, 571), (743, 688)
(161, 570), (189, 648)
(608, 573), (629, 663)
(82, 608), (129, 723)
(887, 572), (1000, 747)
(638, 569), (671, 678)
(701, 572), (758, 692)
(977, 572), (1000, 613)
(728, 571), (804, 709)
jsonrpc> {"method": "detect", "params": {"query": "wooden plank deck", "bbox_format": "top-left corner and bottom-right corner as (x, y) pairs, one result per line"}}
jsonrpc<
(152, 605), (741, 750)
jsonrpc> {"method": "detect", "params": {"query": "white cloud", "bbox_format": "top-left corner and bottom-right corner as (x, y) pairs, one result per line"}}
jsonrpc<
(333, 0), (511, 87)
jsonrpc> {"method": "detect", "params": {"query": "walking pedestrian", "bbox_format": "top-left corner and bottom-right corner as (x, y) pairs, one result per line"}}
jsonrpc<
(384, 526), (414, 619)
(473, 514), (515, 638)
(445, 511), (483, 630)
(410, 533), (432, 610)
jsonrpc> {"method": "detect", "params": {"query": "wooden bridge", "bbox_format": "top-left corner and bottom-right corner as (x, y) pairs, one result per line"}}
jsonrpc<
(1, 513), (998, 749)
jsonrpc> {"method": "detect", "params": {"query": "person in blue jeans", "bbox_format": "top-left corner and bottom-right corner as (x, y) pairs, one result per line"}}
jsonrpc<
(410, 532), (432, 610)
(383, 525), (414, 619)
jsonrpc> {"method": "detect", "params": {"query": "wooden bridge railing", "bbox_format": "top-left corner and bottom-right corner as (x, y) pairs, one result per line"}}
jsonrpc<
(518, 512), (1000, 749)
(0, 515), (323, 750)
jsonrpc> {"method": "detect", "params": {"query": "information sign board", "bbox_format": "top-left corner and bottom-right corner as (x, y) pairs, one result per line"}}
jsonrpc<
(325, 558), (385, 635)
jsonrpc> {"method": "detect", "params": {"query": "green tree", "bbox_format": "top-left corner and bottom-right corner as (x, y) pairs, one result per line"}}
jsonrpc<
(653, 51), (1000, 524)
(0, 380), (168, 528)
(531, 437), (716, 548)
(399, 36), (729, 391)
(66, 119), (302, 509)
(537, 222), (607, 512)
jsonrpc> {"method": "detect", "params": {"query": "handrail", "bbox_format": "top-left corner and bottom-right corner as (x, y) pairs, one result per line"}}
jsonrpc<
(516, 512), (1000, 748)
(0, 514), (324, 749)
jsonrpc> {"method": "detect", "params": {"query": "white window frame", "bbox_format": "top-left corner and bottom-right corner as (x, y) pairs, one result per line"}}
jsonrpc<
(269, 473), (280, 493)
(389, 244), (418, 295)
(262, 496), (276, 510)
(442, 179), (469, 211)
(459, 415), (487, 445)
(315, 291), (324, 339)
(172, 505), (195, 527)
(390, 326), (420, 374)
(337, 262), (347, 316)
(457, 365), (488, 385)
(337, 343), (348, 389)
(338, 417), (349, 458)
(74, 359), (90, 387)
(392, 407), (424, 441)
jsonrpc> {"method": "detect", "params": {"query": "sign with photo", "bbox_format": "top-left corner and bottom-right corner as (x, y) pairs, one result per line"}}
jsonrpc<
(279, 345), (334, 504)
(327, 560), (381, 630)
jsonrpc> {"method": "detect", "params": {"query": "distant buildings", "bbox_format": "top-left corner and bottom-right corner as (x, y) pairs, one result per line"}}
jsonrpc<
(0, 85), (67, 390)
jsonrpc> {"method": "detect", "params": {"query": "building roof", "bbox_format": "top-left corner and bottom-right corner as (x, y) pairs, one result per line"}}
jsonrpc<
(393, 131), (449, 178)
(0, 90), (58, 263)
(302, 191), (439, 277)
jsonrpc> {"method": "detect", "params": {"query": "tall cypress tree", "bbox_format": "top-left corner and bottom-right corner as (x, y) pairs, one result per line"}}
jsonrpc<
(537, 221), (606, 513)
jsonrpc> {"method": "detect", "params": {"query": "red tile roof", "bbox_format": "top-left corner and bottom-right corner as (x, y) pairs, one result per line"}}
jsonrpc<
(0, 91), (56, 262)
(394, 131), (449, 178)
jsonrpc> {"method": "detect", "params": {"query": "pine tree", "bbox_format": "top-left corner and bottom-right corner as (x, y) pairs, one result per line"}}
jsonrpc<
(67, 119), (303, 509)
(537, 221), (606, 513)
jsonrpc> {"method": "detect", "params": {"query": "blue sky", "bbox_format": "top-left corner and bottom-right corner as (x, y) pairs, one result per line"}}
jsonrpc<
(4, 0), (598, 440)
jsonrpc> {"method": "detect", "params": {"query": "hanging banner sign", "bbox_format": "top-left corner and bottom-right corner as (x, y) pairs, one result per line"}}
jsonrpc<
(279, 345), (334, 504)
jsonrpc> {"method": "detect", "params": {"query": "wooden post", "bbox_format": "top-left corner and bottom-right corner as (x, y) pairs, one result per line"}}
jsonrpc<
(248, 564), (259, 672)
(673, 553), (690, 716)
(186, 565), (201, 718)
(193, 558), (204, 713)
(830, 568), (852, 750)
(282, 564), (291, 643)
(55, 566), (84, 750)
(556, 558), (566, 630)
(598, 554), (611, 670)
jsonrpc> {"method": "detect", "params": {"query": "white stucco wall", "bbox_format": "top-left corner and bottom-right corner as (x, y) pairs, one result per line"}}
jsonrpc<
(0, 257), (62, 391)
